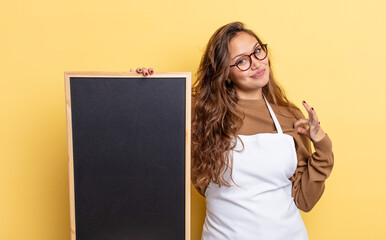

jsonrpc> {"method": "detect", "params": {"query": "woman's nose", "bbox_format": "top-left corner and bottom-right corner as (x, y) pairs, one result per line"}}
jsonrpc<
(250, 55), (261, 70)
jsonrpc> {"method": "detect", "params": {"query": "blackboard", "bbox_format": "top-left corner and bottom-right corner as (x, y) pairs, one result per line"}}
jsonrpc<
(64, 72), (191, 240)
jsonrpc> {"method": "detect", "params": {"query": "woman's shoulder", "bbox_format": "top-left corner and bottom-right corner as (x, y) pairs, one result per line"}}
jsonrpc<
(271, 102), (304, 120)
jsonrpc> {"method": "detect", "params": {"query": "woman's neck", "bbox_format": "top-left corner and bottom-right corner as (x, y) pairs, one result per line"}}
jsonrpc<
(236, 88), (263, 100)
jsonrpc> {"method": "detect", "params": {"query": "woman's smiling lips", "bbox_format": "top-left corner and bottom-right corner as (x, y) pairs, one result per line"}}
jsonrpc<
(251, 69), (265, 78)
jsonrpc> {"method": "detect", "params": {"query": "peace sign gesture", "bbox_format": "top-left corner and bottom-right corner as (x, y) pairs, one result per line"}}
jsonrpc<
(293, 101), (327, 143)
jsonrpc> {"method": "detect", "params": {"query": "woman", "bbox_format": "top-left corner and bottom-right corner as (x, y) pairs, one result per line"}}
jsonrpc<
(136, 21), (334, 239)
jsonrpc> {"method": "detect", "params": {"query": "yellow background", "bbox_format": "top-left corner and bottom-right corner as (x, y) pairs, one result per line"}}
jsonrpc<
(1, 0), (385, 239)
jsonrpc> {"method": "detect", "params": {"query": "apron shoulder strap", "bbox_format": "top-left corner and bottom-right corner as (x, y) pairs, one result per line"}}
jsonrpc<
(262, 94), (283, 134)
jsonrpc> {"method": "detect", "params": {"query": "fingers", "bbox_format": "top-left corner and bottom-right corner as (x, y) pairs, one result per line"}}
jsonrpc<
(142, 67), (148, 76)
(294, 118), (311, 139)
(293, 118), (309, 129)
(297, 100), (324, 141)
(301, 100), (313, 121)
(302, 100), (319, 125)
(134, 67), (154, 76)
(297, 126), (309, 137)
(310, 106), (319, 125)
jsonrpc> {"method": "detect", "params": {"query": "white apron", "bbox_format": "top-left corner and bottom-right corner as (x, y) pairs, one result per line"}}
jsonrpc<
(202, 94), (308, 240)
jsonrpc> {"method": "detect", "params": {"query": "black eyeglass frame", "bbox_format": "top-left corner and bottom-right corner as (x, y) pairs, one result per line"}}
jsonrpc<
(229, 43), (268, 71)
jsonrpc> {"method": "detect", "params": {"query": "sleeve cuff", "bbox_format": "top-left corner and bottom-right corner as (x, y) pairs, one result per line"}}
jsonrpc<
(313, 133), (332, 153)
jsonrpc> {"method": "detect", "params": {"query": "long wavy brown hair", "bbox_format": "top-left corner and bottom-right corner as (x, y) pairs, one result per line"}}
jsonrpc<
(191, 22), (302, 196)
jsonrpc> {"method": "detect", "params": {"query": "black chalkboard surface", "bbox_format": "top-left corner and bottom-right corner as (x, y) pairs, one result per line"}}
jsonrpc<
(64, 72), (191, 240)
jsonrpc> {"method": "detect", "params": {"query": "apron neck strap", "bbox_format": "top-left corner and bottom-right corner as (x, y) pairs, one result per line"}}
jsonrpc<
(262, 94), (283, 134)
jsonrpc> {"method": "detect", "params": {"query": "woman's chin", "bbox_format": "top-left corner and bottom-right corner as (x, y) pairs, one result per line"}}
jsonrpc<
(250, 77), (269, 89)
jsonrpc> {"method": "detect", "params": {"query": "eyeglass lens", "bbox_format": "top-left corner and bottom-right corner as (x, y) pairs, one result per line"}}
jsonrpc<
(237, 45), (267, 71)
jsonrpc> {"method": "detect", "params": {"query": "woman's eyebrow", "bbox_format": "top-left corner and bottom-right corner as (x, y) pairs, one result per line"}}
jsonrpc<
(232, 42), (260, 60)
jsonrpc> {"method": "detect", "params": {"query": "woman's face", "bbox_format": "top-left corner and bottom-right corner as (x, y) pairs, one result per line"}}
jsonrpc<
(228, 32), (270, 99)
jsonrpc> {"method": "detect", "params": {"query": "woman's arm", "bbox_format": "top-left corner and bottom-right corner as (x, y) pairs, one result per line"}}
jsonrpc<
(290, 131), (334, 212)
(290, 103), (334, 212)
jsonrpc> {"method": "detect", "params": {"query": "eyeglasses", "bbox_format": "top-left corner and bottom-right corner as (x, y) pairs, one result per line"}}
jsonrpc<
(230, 43), (268, 71)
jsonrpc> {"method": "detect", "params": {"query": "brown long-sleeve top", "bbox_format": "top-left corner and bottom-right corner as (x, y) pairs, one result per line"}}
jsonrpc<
(192, 97), (334, 212)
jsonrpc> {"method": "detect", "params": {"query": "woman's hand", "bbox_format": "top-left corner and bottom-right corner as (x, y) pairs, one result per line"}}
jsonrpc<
(293, 100), (326, 143)
(129, 67), (154, 76)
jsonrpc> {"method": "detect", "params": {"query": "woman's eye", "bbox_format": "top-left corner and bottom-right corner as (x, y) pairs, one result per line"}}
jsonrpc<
(254, 47), (262, 53)
(237, 59), (246, 65)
